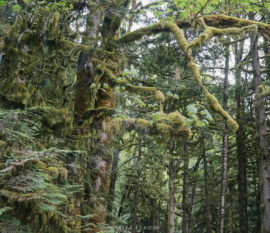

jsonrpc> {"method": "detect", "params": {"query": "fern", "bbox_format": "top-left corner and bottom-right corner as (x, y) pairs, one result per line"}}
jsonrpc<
(0, 207), (12, 216)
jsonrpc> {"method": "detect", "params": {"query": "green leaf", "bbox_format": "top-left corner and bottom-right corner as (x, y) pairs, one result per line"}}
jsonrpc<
(103, 83), (109, 89)
(186, 104), (198, 114)
(90, 83), (96, 89)
(0, 0), (5, 7)
(13, 4), (21, 12)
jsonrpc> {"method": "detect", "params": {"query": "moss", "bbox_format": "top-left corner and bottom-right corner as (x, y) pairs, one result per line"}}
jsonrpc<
(166, 22), (238, 132)
(0, 163), (5, 170)
(127, 85), (165, 102)
(176, 126), (192, 139)
(257, 85), (270, 97)
(47, 167), (59, 178)
(135, 119), (151, 132)
(205, 90), (239, 131)
(0, 140), (6, 146)
(167, 111), (184, 128)
(7, 81), (31, 106)
(187, 25), (256, 50)
(156, 123), (170, 142)
(111, 118), (122, 134)
(155, 90), (165, 102)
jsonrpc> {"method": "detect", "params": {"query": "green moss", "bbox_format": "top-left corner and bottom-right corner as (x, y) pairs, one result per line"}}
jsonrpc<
(135, 118), (151, 131)
(167, 111), (184, 128)
(205, 90), (239, 131)
(156, 123), (170, 142)
(127, 85), (165, 102)
(111, 118), (122, 134)
(257, 85), (270, 97)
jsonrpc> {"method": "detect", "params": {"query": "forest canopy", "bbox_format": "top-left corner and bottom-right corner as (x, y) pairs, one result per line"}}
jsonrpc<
(0, 0), (270, 233)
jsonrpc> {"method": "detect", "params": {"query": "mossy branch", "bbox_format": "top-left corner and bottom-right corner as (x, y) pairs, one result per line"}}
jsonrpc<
(126, 85), (165, 102)
(188, 24), (257, 49)
(111, 111), (191, 142)
(165, 22), (239, 132)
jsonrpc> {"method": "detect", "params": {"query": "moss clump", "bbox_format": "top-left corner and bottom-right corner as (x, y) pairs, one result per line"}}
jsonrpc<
(155, 90), (165, 102)
(111, 118), (123, 134)
(0, 140), (6, 146)
(127, 85), (165, 102)
(135, 118), (151, 132)
(47, 167), (59, 178)
(7, 81), (31, 106)
(257, 85), (270, 97)
(167, 111), (184, 128)
(0, 163), (5, 170)
(176, 126), (192, 139)
(47, 167), (68, 183)
(156, 123), (170, 142)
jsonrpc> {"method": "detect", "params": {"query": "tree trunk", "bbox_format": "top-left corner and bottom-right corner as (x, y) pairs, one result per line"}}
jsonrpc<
(219, 45), (229, 233)
(106, 150), (120, 224)
(182, 142), (189, 233)
(132, 140), (142, 233)
(250, 33), (270, 233)
(169, 140), (175, 233)
(202, 131), (211, 233)
(235, 41), (248, 233)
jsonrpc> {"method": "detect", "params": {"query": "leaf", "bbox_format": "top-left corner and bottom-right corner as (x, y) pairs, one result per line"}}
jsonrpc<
(103, 83), (109, 89)
(90, 83), (96, 89)
(12, 4), (21, 12)
(186, 104), (198, 115)
(0, 207), (12, 216)
(0, 0), (5, 7)
(200, 109), (214, 121)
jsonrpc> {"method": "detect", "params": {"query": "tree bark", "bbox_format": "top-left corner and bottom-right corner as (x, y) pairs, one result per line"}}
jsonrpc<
(250, 33), (270, 233)
(106, 149), (120, 224)
(235, 41), (248, 233)
(132, 140), (142, 233)
(182, 142), (189, 233)
(169, 140), (175, 233)
(219, 45), (229, 233)
(202, 131), (211, 233)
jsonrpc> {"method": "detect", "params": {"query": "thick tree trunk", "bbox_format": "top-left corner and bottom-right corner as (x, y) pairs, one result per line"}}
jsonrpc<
(220, 45), (229, 233)
(235, 41), (248, 233)
(182, 142), (189, 233)
(169, 140), (175, 233)
(250, 34), (270, 233)
(202, 131), (211, 233)
(106, 150), (120, 224)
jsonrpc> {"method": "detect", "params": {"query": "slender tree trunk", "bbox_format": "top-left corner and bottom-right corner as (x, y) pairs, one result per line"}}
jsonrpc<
(117, 186), (132, 218)
(202, 131), (211, 233)
(132, 140), (142, 233)
(182, 142), (189, 233)
(169, 140), (175, 233)
(235, 41), (248, 233)
(250, 34), (270, 233)
(219, 45), (229, 233)
(106, 150), (120, 224)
